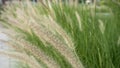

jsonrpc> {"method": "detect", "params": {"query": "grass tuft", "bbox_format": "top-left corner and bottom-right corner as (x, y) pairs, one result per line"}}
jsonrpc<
(0, 0), (120, 68)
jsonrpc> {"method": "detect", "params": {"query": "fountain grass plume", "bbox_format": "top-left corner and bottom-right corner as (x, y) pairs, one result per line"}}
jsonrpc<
(0, 1), (84, 68)
(0, 0), (120, 68)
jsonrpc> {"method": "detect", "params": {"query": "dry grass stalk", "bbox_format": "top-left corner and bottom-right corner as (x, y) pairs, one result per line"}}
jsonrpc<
(75, 11), (83, 32)
(98, 19), (105, 34)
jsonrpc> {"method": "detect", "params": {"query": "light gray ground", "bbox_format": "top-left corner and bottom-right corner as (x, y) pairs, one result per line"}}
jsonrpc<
(0, 23), (15, 68)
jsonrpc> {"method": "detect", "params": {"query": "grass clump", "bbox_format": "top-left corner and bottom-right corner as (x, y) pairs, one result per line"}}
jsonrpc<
(0, 0), (120, 68)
